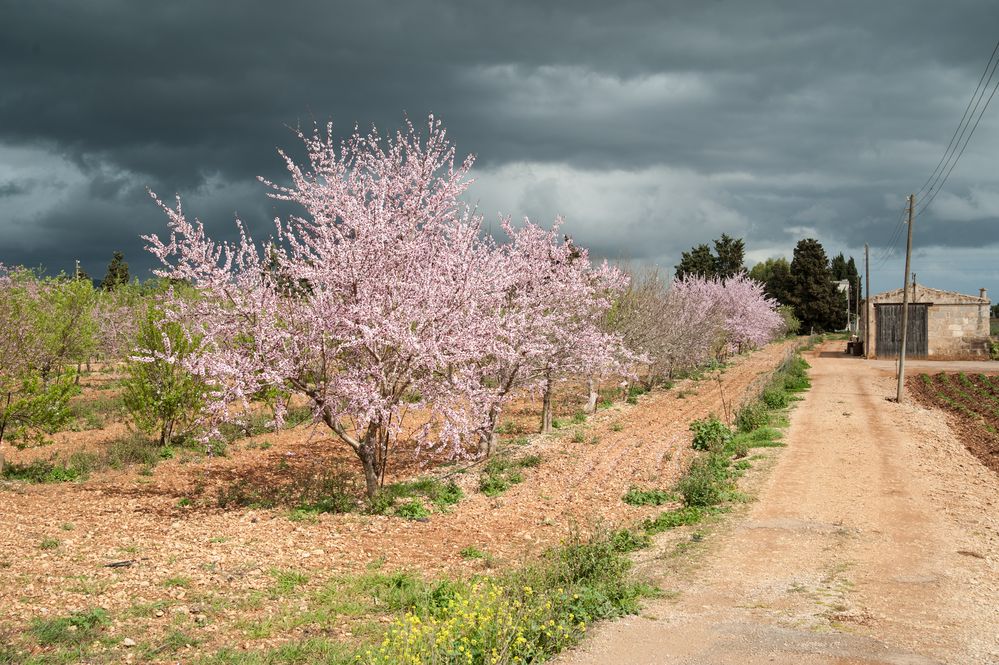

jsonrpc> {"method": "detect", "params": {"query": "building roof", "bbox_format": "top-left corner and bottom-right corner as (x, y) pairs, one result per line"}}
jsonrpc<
(869, 283), (989, 305)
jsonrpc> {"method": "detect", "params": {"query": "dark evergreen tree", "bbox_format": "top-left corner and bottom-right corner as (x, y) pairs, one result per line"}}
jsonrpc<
(830, 252), (861, 311)
(674, 244), (717, 279)
(101, 251), (129, 291)
(713, 233), (745, 280)
(675, 234), (747, 280)
(748, 257), (794, 305)
(789, 239), (845, 332)
(845, 256), (861, 306)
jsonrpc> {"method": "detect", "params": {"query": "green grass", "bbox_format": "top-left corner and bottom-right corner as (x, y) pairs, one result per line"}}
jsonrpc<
(478, 454), (541, 497)
(371, 477), (464, 515)
(1, 432), (174, 484)
(459, 546), (487, 560)
(730, 427), (784, 449)
(363, 530), (655, 664)
(270, 569), (309, 595)
(29, 608), (110, 647)
(642, 506), (706, 534)
(163, 576), (191, 588)
(517, 454), (543, 468)
(622, 487), (677, 507)
(394, 499), (431, 520)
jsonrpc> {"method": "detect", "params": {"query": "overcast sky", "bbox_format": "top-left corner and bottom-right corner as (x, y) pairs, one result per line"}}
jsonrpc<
(2, 1), (998, 297)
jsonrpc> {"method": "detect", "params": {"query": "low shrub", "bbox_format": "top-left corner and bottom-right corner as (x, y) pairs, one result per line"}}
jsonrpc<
(734, 401), (769, 433)
(677, 454), (730, 508)
(689, 415), (732, 452)
(760, 385), (790, 410)
(106, 432), (162, 469)
(610, 528), (652, 552)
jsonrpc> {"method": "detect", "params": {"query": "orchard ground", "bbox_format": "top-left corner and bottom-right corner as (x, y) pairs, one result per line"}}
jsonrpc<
(0, 339), (794, 661)
(3, 339), (998, 663)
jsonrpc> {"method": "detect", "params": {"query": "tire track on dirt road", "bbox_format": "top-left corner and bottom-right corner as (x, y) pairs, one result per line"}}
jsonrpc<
(556, 343), (999, 665)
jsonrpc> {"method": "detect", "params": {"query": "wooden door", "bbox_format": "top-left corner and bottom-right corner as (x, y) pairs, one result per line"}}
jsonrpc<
(875, 304), (928, 358)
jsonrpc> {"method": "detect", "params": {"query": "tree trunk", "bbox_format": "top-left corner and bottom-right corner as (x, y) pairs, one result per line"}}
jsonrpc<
(584, 377), (598, 414)
(160, 419), (174, 447)
(540, 375), (553, 434)
(478, 400), (506, 458)
(358, 441), (380, 500)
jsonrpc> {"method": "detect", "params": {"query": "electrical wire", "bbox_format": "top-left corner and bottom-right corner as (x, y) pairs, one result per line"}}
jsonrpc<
(915, 68), (999, 219)
(875, 39), (999, 264)
(913, 40), (999, 201)
(875, 200), (909, 268)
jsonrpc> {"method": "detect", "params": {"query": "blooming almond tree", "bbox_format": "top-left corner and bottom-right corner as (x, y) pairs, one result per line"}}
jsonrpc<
(144, 117), (509, 498)
(479, 219), (631, 437)
(712, 273), (786, 353)
(609, 272), (782, 385)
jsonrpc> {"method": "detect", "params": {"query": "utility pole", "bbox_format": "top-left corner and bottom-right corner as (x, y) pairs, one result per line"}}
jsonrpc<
(896, 194), (915, 402)
(864, 243), (870, 358)
(845, 282), (851, 333)
(855, 274), (861, 334)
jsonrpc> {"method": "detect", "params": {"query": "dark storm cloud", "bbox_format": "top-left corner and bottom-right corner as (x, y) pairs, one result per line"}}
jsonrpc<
(1, 0), (999, 292)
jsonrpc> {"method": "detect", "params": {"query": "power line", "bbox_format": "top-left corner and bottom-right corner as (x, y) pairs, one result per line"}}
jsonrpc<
(915, 67), (999, 219)
(874, 38), (999, 271)
(875, 201), (909, 268)
(913, 40), (999, 201)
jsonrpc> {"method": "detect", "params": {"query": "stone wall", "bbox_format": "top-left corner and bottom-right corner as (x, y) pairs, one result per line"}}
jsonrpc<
(925, 303), (991, 357)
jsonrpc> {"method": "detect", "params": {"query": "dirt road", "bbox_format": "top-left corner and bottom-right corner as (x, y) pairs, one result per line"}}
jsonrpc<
(559, 343), (999, 665)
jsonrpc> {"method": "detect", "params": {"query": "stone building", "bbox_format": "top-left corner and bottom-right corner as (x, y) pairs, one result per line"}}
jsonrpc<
(862, 284), (991, 359)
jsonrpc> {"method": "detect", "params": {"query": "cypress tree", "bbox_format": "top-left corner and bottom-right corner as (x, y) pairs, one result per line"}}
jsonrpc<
(101, 251), (129, 291)
(713, 233), (745, 280)
(790, 239), (845, 332)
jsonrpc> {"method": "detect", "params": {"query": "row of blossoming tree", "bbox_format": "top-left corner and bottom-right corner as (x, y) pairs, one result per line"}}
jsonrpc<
(1, 116), (787, 497)
(609, 267), (786, 388)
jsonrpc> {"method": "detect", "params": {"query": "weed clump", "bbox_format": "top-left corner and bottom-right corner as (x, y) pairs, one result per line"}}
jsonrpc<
(395, 499), (431, 520)
(622, 487), (677, 507)
(678, 453), (731, 508)
(364, 530), (654, 664)
(479, 455), (541, 497)
(29, 608), (110, 647)
(689, 415), (732, 452)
